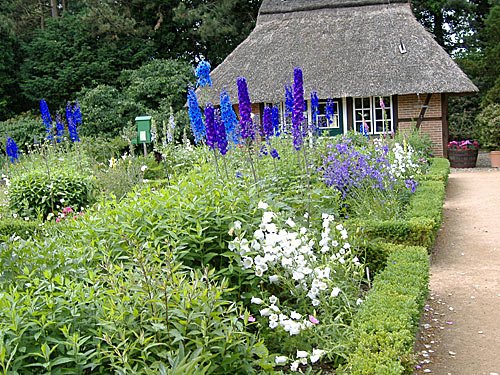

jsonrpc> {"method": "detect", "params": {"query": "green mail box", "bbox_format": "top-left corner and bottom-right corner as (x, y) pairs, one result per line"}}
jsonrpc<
(135, 116), (152, 144)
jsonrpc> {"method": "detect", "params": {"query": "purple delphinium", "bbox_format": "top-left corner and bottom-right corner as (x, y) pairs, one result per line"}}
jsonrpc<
(236, 77), (254, 140)
(66, 103), (80, 142)
(270, 148), (280, 159)
(204, 103), (217, 150)
(215, 109), (228, 156)
(40, 99), (53, 141)
(187, 88), (205, 144)
(262, 106), (274, 139)
(325, 99), (335, 126)
(6, 137), (19, 163)
(271, 106), (280, 136)
(292, 67), (305, 150)
(311, 91), (319, 128)
(55, 112), (65, 142)
(220, 90), (239, 144)
(195, 60), (212, 87)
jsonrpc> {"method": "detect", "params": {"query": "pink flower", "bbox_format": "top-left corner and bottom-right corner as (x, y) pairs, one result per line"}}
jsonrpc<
(248, 315), (256, 322)
(309, 315), (319, 324)
(62, 207), (74, 214)
(56, 217), (61, 223)
(379, 98), (386, 109)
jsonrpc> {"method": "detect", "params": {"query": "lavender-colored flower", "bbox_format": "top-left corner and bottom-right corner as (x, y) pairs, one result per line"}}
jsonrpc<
(40, 99), (53, 140)
(405, 179), (418, 193)
(204, 103), (217, 150)
(55, 112), (65, 142)
(270, 148), (280, 159)
(65, 103), (80, 142)
(6, 137), (19, 163)
(311, 91), (319, 126)
(195, 60), (212, 87)
(237, 77), (254, 140)
(271, 106), (280, 136)
(220, 90), (239, 144)
(215, 109), (228, 156)
(292, 67), (305, 150)
(325, 99), (335, 126)
(262, 106), (274, 139)
(285, 85), (293, 119)
(187, 88), (205, 144)
(379, 97), (386, 110)
(259, 144), (268, 156)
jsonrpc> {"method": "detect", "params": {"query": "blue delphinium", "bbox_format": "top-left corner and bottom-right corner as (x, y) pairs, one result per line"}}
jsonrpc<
(262, 106), (274, 139)
(204, 103), (217, 150)
(73, 101), (82, 126)
(271, 106), (280, 136)
(236, 77), (254, 141)
(292, 67), (305, 150)
(405, 179), (418, 193)
(187, 88), (206, 144)
(285, 85), (293, 119)
(6, 137), (19, 163)
(220, 90), (239, 144)
(311, 91), (319, 128)
(40, 99), (53, 141)
(325, 99), (335, 126)
(55, 112), (65, 142)
(195, 60), (212, 88)
(66, 103), (80, 142)
(214, 109), (228, 156)
(270, 148), (280, 159)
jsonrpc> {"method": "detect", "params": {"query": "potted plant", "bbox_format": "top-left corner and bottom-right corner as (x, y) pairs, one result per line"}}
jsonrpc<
(447, 140), (480, 168)
(476, 104), (500, 167)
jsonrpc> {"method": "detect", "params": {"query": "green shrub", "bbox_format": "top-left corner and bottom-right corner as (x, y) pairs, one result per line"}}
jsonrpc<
(342, 245), (429, 374)
(417, 157), (450, 182)
(0, 112), (45, 148)
(476, 103), (500, 150)
(0, 218), (40, 239)
(9, 170), (97, 220)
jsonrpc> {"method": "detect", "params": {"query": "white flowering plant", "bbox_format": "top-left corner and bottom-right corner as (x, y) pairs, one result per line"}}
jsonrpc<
(229, 201), (366, 370)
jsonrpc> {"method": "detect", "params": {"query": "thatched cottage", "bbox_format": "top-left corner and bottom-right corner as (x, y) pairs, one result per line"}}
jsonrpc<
(197, 0), (478, 156)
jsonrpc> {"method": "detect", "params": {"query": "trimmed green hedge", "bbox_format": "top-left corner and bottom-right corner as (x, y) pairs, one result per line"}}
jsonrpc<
(347, 158), (449, 250)
(0, 218), (40, 239)
(342, 245), (429, 374)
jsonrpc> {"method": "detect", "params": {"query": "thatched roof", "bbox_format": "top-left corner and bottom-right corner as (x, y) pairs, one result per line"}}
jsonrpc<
(197, 0), (478, 105)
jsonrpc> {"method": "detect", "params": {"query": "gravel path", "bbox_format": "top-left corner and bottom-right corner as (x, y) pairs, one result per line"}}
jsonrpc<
(414, 160), (500, 375)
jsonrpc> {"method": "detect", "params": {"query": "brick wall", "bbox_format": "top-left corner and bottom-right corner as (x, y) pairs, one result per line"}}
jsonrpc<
(397, 94), (445, 157)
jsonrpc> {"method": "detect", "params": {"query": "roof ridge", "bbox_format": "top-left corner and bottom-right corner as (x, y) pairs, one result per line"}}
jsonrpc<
(259, 0), (409, 15)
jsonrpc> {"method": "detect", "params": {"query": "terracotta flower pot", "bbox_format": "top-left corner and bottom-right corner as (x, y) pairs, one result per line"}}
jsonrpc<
(490, 151), (500, 168)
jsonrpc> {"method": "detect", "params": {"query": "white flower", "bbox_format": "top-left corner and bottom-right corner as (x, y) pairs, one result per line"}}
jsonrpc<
(321, 246), (329, 254)
(290, 360), (300, 372)
(312, 299), (320, 306)
(234, 220), (242, 230)
(242, 257), (253, 269)
(331, 240), (339, 247)
(269, 313), (279, 322)
(275, 356), (288, 365)
(285, 217), (296, 227)
(335, 224), (344, 231)
(254, 229), (265, 240)
(310, 349), (325, 363)
(296, 350), (308, 358)
(269, 274), (279, 283)
(260, 308), (271, 316)
(140, 165), (148, 172)
(340, 229), (348, 239)
(258, 201), (269, 210)
(255, 268), (264, 277)
(299, 227), (307, 235)
(251, 297), (263, 304)
(343, 242), (351, 250)
(292, 271), (305, 281)
(290, 311), (301, 320)
(269, 320), (279, 329)
(299, 357), (308, 365)
(338, 257), (345, 264)
(356, 298), (363, 305)
(270, 304), (280, 312)
(331, 287), (341, 297)
(269, 295), (278, 304)
(262, 211), (274, 224)
(264, 223), (278, 233)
